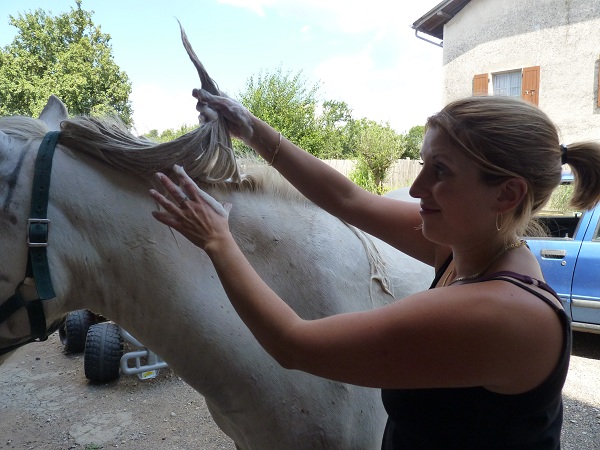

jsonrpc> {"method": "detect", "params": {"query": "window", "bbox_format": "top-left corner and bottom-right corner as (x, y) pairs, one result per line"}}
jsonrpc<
(472, 66), (540, 105)
(593, 218), (600, 242)
(535, 180), (581, 239)
(493, 71), (521, 97)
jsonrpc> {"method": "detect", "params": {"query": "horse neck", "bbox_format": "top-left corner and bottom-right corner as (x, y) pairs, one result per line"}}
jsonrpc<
(45, 150), (198, 314)
(45, 151), (251, 356)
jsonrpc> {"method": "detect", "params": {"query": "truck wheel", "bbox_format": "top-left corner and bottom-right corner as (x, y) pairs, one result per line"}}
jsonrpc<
(84, 322), (123, 383)
(58, 310), (97, 353)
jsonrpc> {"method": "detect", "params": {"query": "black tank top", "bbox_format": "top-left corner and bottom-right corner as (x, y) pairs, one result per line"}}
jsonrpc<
(381, 257), (571, 449)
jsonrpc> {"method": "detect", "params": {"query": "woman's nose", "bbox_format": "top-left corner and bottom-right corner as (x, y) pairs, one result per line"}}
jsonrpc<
(409, 171), (426, 199)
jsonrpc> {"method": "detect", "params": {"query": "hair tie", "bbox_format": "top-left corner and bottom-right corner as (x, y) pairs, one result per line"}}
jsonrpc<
(560, 144), (568, 164)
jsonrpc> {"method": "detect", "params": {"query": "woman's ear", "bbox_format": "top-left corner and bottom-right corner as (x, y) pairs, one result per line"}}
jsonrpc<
(496, 178), (528, 213)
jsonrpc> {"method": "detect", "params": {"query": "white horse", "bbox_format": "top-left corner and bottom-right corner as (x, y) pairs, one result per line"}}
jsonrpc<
(0, 96), (431, 449)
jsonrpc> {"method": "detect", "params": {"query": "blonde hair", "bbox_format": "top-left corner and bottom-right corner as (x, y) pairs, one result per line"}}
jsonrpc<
(426, 96), (600, 236)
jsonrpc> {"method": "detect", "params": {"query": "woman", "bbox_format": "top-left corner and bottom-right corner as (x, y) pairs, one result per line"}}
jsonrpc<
(149, 93), (600, 449)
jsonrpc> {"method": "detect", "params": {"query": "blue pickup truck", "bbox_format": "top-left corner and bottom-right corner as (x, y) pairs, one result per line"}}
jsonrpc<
(526, 174), (600, 334)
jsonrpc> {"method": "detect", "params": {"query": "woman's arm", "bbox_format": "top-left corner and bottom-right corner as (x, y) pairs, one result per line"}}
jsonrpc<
(150, 166), (562, 394)
(193, 89), (436, 265)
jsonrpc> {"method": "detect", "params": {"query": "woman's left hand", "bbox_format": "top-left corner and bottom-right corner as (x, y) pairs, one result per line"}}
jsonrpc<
(150, 164), (233, 252)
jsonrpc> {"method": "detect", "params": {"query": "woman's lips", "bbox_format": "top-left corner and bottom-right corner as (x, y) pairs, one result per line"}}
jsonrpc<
(419, 204), (440, 215)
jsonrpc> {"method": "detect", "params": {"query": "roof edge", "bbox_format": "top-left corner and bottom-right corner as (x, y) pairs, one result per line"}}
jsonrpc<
(411, 0), (471, 41)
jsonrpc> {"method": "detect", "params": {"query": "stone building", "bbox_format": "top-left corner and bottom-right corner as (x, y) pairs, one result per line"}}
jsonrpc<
(412, 0), (600, 142)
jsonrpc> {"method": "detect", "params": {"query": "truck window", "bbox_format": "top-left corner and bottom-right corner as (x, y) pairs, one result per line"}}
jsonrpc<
(534, 183), (581, 239)
(593, 218), (600, 242)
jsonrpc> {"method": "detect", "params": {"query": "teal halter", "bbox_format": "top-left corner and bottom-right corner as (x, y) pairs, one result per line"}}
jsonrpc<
(0, 131), (61, 355)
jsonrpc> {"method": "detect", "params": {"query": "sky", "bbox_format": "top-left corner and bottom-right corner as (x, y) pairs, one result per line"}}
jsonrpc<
(0, 0), (444, 135)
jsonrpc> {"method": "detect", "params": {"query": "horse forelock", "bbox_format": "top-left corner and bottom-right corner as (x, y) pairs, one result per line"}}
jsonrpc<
(0, 116), (49, 143)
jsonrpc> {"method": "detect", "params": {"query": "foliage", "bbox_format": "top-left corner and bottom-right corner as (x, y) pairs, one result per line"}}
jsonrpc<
(236, 67), (321, 155)
(349, 160), (381, 194)
(544, 184), (577, 213)
(144, 124), (199, 143)
(318, 100), (356, 159)
(234, 67), (420, 192)
(84, 445), (102, 450)
(404, 125), (425, 160)
(348, 118), (405, 193)
(0, 0), (132, 125)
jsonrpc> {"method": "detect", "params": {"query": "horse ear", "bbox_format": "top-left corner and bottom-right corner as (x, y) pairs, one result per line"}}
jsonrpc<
(39, 95), (69, 131)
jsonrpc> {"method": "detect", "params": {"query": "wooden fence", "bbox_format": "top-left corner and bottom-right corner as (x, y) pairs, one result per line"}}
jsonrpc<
(323, 159), (422, 190)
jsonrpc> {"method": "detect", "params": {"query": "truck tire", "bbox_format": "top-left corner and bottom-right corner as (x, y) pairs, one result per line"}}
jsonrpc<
(58, 310), (97, 353)
(84, 322), (123, 383)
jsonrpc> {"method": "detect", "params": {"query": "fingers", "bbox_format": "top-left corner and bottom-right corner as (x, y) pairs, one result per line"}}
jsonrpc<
(193, 87), (216, 102)
(149, 167), (236, 254)
(173, 165), (229, 217)
(150, 208), (180, 229)
(149, 166), (229, 220)
(191, 88), (254, 141)
(193, 89), (224, 126)
(148, 188), (185, 232)
(193, 88), (217, 112)
(153, 172), (189, 207)
(196, 104), (219, 124)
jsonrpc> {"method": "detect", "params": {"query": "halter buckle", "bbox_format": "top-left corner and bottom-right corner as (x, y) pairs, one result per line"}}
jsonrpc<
(27, 218), (51, 247)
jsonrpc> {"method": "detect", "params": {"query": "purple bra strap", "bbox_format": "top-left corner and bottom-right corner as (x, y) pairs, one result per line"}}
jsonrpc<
(466, 271), (562, 311)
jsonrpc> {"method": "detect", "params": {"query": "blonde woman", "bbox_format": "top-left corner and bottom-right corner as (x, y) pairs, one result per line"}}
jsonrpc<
(150, 93), (600, 449)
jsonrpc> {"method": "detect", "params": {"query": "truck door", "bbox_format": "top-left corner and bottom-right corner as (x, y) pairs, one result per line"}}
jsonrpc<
(570, 207), (600, 327)
(526, 235), (582, 316)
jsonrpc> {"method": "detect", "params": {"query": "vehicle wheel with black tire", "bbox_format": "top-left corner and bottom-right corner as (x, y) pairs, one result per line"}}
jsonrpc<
(84, 322), (123, 383)
(58, 310), (97, 353)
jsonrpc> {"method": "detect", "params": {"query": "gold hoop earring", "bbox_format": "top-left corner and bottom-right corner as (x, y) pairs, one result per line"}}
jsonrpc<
(496, 213), (502, 232)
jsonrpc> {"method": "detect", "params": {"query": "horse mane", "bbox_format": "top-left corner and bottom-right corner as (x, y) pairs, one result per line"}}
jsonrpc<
(220, 159), (309, 203)
(59, 114), (242, 184)
(0, 114), (309, 204)
(59, 115), (308, 203)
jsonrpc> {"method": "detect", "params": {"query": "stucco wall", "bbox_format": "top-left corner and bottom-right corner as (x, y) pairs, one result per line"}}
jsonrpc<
(441, 0), (600, 143)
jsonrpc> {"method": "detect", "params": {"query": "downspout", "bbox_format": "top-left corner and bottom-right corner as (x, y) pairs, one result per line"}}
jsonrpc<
(414, 30), (443, 48)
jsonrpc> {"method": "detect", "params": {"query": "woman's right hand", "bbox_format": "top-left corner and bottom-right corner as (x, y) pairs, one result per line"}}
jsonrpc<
(150, 165), (233, 254)
(192, 88), (255, 142)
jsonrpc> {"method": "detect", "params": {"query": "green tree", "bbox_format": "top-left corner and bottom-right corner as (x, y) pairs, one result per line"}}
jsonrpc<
(0, 0), (132, 125)
(144, 124), (199, 143)
(403, 125), (425, 160)
(236, 67), (324, 156)
(318, 100), (356, 159)
(349, 119), (404, 194)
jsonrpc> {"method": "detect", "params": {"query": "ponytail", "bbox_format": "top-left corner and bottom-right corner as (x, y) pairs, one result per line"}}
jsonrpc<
(561, 141), (600, 210)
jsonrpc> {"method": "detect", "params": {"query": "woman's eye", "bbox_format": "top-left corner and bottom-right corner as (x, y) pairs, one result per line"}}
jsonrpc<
(434, 164), (447, 177)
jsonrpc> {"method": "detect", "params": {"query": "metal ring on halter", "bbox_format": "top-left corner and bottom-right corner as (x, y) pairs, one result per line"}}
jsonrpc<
(178, 196), (190, 207)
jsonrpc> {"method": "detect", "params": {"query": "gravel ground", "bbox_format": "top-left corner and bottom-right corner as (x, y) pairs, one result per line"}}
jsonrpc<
(0, 330), (598, 449)
(562, 331), (600, 449)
